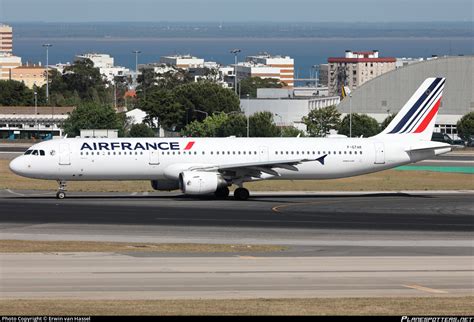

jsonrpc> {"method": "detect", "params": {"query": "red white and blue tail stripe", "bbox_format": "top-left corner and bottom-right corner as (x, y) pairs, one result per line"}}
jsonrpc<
(380, 77), (445, 139)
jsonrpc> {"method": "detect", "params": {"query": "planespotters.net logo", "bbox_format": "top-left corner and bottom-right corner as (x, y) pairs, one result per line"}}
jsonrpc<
(402, 317), (474, 322)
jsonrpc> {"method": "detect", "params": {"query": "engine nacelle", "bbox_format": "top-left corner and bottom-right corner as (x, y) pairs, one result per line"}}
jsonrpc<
(150, 179), (180, 191)
(179, 171), (227, 195)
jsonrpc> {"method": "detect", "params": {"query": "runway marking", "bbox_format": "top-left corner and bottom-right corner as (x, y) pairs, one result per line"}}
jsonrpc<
(5, 189), (25, 197)
(143, 192), (149, 196)
(238, 256), (258, 260)
(403, 284), (448, 294)
(130, 192), (138, 196)
(272, 198), (372, 213)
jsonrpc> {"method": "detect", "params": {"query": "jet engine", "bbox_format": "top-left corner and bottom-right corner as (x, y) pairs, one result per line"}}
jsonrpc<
(150, 179), (180, 191)
(179, 171), (227, 195)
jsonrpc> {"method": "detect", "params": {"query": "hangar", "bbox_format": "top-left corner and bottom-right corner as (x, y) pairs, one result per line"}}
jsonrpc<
(337, 55), (473, 139)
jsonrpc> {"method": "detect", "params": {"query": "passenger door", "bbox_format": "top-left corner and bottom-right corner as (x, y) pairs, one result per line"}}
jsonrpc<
(59, 143), (71, 165)
(149, 150), (160, 165)
(259, 146), (269, 162)
(374, 142), (385, 164)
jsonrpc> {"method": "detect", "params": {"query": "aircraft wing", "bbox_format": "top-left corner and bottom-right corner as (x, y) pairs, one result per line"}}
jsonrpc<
(189, 155), (327, 178)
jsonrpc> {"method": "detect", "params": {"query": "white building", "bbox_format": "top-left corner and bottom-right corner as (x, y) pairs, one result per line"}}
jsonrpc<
(234, 62), (281, 83)
(240, 96), (340, 131)
(160, 55), (205, 69)
(0, 53), (21, 80)
(75, 53), (131, 84)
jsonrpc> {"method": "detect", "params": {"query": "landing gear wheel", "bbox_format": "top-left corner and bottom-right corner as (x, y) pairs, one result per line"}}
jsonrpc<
(56, 180), (67, 200)
(56, 191), (66, 199)
(214, 187), (230, 199)
(234, 187), (250, 201)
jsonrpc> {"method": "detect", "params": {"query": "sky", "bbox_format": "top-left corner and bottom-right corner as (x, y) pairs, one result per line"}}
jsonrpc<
(0, 0), (473, 22)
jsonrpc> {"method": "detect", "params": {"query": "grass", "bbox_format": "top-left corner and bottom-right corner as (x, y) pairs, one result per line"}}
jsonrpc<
(0, 297), (472, 315)
(1, 159), (472, 192)
(0, 240), (286, 253)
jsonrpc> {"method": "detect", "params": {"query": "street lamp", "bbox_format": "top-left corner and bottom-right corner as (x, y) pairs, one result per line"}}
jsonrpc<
(246, 94), (250, 137)
(34, 91), (38, 139)
(349, 93), (352, 138)
(132, 50), (141, 85)
(230, 49), (241, 95)
(42, 44), (52, 103)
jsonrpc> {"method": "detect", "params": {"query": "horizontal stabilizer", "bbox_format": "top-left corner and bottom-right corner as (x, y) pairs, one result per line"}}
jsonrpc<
(405, 142), (451, 152)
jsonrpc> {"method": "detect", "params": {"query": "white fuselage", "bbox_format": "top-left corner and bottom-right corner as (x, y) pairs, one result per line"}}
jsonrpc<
(9, 136), (431, 182)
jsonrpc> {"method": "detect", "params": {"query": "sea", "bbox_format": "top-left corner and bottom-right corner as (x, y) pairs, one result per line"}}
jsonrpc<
(9, 22), (474, 80)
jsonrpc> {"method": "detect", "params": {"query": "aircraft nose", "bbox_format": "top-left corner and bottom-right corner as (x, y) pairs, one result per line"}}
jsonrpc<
(9, 157), (25, 175)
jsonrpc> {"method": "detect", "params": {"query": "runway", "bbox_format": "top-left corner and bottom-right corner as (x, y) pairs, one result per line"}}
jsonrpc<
(0, 189), (472, 299)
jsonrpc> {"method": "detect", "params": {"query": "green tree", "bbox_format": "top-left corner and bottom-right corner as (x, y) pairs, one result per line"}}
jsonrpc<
(239, 77), (284, 98)
(63, 103), (125, 137)
(129, 123), (156, 137)
(139, 87), (185, 131)
(303, 105), (341, 137)
(456, 112), (474, 141)
(281, 126), (306, 137)
(49, 59), (110, 106)
(182, 112), (247, 137)
(249, 111), (280, 137)
(380, 113), (397, 132)
(339, 113), (380, 138)
(174, 81), (240, 117)
(0, 80), (34, 106)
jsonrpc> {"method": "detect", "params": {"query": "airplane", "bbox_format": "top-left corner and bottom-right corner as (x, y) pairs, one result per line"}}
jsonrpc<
(9, 77), (451, 200)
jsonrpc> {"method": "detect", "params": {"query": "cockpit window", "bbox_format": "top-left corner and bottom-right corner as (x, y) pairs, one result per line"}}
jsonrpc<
(32, 150), (38, 156)
(24, 150), (32, 155)
(39, 150), (45, 156)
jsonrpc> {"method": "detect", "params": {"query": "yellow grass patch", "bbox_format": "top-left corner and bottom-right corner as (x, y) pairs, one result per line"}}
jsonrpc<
(0, 297), (472, 315)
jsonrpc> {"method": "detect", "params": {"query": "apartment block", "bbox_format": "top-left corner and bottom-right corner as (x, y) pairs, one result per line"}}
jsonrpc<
(246, 54), (294, 87)
(328, 50), (396, 96)
(0, 54), (21, 80)
(0, 24), (13, 54)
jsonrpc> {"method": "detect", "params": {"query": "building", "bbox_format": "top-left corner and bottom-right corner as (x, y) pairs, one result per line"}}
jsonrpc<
(240, 96), (340, 131)
(0, 24), (13, 54)
(234, 62), (282, 83)
(160, 55), (205, 69)
(336, 55), (473, 139)
(246, 54), (294, 87)
(0, 53), (21, 80)
(0, 106), (75, 140)
(76, 53), (131, 84)
(328, 50), (396, 96)
(318, 64), (329, 86)
(10, 64), (46, 88)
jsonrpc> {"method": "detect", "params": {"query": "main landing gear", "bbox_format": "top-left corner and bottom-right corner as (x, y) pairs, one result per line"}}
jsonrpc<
(233, 187), (250, 201)
(214, 186), (250, 200)
(214, 186), (230, 199)
(56, 180), (67, 199)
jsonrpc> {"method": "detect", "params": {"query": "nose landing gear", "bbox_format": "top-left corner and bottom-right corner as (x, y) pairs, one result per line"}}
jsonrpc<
(56, 180), (67, 199)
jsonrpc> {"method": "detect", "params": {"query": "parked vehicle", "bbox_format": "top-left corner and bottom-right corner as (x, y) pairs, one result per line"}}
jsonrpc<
(431, 132), (453, 144)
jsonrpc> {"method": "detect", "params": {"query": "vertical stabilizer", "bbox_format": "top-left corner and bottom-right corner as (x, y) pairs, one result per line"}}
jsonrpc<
(378, 77), (445, 141)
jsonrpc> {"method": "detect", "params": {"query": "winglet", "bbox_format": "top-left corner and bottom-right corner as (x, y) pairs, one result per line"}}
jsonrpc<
(316, 154), (327, 165)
